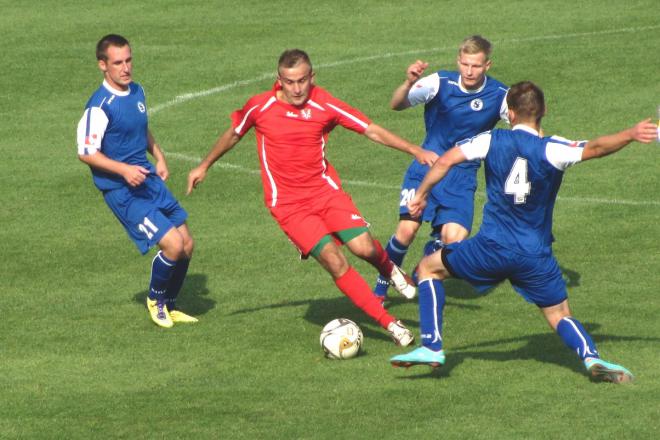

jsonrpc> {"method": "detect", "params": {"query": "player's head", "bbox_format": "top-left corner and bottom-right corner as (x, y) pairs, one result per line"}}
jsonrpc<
(506, 81), (545, 125)
(96, 34), (132, 91)
(456, 35), (492, 90)
(277, 49), (315, 106)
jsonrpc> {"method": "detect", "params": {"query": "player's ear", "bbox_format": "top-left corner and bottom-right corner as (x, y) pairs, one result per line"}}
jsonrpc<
(508, 108), (516, 124)
(484, 59), (492, 71)
(98, 59), (107, 73)
(310, 70), (315, 84)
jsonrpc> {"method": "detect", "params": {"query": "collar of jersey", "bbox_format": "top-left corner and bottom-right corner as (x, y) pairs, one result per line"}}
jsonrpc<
(102, 80), (131, 97)
(457, 75), (487, 94)
(512, 124), (540, 136)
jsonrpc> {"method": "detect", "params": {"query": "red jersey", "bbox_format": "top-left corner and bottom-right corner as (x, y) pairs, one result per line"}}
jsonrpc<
(231, 84), (372, 207)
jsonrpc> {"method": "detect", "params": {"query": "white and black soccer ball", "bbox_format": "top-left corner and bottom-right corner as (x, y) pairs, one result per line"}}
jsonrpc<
(319, 318), (363, 360)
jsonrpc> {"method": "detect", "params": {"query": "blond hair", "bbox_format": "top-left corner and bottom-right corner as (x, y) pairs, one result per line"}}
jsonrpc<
(458, 35), (492, 60)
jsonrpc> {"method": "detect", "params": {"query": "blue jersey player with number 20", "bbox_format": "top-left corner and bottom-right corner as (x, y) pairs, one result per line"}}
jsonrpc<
(390, 81), (659, 383)
(374, 35), (509, 300)
(77, 34), (198, 328)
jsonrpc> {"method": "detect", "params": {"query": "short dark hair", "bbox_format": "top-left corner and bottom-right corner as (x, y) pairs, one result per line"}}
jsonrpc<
(278, 49), (312, 74)
(507, 81), (545, 123)
(96, 34), (130, 61)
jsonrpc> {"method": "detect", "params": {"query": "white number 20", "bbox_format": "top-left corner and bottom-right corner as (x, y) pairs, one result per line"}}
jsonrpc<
(505, 157), (531, 204)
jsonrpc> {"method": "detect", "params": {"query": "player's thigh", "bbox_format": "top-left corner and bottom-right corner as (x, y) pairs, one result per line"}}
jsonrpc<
(429, 169), (477, 233)
(510, 254), (568, 308)
(149, 176), (188, 228)
(441, 235), (507, 293)
(103, 186), (177, 255)
(321, 191), (369, 233)
(269, 204), (329, 257)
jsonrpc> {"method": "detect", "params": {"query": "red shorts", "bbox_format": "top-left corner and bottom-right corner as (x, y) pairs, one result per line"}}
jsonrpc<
(269, 190), (369, 256)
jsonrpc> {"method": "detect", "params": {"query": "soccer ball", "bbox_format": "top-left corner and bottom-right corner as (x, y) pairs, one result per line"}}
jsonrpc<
(319, 318), (363, 360)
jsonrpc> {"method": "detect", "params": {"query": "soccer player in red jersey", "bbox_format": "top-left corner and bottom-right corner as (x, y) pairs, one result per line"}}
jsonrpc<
(187, 49), (438, 346)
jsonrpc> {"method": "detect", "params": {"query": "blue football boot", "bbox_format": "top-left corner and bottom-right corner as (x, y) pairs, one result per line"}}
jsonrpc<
(584, 357), (634, 384)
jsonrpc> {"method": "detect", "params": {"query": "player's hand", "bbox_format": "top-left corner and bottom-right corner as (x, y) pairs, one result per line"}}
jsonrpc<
(187, 166), (207, 195)
(156, 160), (169, 181)
(406, 60), (429, 85)
(415, 149), (439, 166)
(407, 194), (427, 219)
(629, 118), (659, 144)
(122, 165), (149, 187)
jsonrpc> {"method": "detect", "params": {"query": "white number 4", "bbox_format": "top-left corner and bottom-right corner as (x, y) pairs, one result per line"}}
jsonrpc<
(505, 157), (531, 204)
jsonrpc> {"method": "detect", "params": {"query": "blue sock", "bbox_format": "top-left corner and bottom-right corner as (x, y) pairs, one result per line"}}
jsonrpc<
(418, 278), (445, 351)
(556, 317), (599, 360)
(149, 251), (176, 303)
(374, 235), (409, 297)
(165, 258), (190, 311)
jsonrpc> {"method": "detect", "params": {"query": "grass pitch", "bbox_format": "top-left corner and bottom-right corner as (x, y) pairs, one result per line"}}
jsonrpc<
(1, 1), (659, 438)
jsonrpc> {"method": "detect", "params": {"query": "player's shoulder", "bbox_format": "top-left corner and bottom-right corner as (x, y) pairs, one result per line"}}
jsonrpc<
(545, 135), (585, 148)
(309, 85), (335, 102)
(438, 70), (458, 84)
(245, 89), (277, 108)
(485, 75), (508, 92)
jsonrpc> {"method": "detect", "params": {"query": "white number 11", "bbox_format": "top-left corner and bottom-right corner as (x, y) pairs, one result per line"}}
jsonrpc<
(505, 157), (531, 204)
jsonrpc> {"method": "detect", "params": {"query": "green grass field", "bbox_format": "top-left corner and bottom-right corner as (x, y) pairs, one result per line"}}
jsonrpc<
(1, 0), (659, 438)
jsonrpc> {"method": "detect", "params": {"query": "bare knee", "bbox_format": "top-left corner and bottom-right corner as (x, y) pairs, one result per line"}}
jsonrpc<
(315, 243), (350, 279)
(416, 251), (451, 281)
(440, 223), (469, 244)
(159, 228), (185, 261)
(395, 220), (421, 246)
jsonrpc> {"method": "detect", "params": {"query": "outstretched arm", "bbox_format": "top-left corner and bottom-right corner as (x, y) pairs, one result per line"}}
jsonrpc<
(407, 146), (468, 218)
(581, 118), (658, 161)
(186, 127), (242, 195)
(363, 123), (438, 165)
(390, 60), (429, 110)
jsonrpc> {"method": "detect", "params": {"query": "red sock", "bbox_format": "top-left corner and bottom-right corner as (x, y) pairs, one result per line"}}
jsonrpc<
(335, 267), (395, 328)
(372, 239), (394, 278)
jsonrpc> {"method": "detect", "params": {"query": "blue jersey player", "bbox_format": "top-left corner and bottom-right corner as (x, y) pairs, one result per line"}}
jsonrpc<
(77, 34), (197, 328)
(390, 81), (659, 383)
(374, 36), (509, 299)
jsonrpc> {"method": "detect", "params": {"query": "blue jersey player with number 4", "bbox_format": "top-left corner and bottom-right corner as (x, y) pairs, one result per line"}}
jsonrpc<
(390, 81), (659, 383)
(77, 34), (198, 328)
(374, 35), (509, 300)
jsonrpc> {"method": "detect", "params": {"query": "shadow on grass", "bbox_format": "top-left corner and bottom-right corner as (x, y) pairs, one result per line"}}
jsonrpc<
(393, 322), (659, 380)
(132, 273), (215, 316)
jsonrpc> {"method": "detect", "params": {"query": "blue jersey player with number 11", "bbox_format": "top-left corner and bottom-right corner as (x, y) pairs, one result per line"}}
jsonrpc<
(390, 81), (659, 383)
(76, 34), (198, 328)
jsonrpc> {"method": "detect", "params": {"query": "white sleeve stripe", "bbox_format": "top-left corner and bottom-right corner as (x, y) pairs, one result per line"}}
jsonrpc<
(326, 103), (369, 129)
(459, 132), (491, 160)
(77, 107), (108, 155)
(234, 104), (260, 134)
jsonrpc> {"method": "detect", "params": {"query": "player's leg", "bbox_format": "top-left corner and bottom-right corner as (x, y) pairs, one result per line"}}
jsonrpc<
(390, 249), (450, 367)
(312, 238), (413, 346)
(517, 254), (633, 383)
(165, 223), (198, 323)
(343, 229), (416, 299)
(541, 300), (633, 383)
(147, 226), (185, 328)
(373, 169), (423, 298)
(373, 219), (421, 297)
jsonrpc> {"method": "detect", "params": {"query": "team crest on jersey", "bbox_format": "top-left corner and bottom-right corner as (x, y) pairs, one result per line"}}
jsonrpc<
(301, 109), (312, 119)
(137, 102), (146, 113)
(470, 98), (484, 111)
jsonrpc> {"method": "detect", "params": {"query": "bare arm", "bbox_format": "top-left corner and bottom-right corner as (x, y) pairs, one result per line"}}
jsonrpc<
(390, 60), (429, 111)
(147, 129), (169, 180)
(187, 126), (242, 194)
(363, 123), (438, 165)
(78, 151), (150, 187)
(407, 146), (468, 218)
(581, 118), (658, 161)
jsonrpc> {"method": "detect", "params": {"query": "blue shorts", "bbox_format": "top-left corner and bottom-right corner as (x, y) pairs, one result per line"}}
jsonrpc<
(103, 175), (188, 254)
(399, 162), (476, 233)
(442, 233), (567, 307)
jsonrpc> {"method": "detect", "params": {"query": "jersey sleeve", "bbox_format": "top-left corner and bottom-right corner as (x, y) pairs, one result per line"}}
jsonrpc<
(499, 91), (510, 124)
(77, 106), (109, 155)
(407, 73), (440, 107)
(231, 96), (264, 137)
(544, 136), (587, 171)
(458, 131), (492, 161)
(325, 94), (371, 134)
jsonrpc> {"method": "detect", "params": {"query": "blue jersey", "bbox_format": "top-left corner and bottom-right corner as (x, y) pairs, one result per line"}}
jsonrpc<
(77, 81), (155, 191)
(408, 70), (508, 174)
(460, 126), (585, 255)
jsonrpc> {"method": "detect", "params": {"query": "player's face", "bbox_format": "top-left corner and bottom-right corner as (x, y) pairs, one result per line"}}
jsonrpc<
(277, 63), (315, 106)
(456, 51), (491, 90)
(98, 45), (133, 91)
